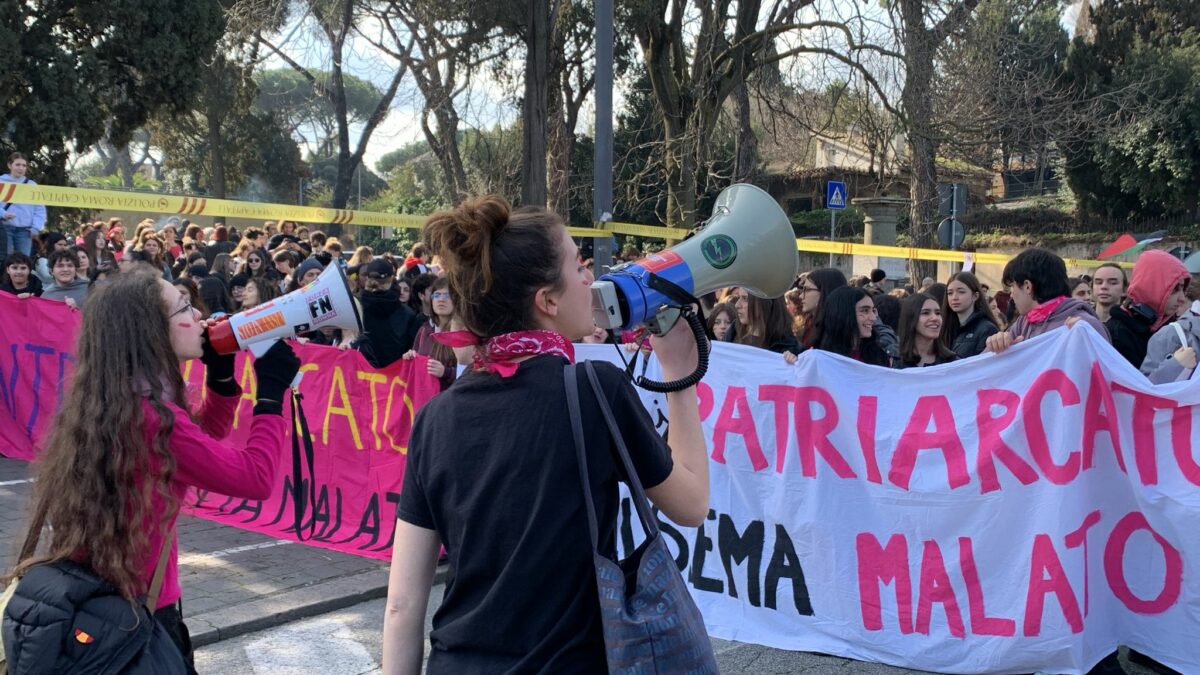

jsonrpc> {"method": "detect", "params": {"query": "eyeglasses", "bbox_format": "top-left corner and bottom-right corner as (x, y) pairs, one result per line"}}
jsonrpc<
(431, 292), (451, 300)
(799, 287), (819, 294)
(169, 300), (194, 318)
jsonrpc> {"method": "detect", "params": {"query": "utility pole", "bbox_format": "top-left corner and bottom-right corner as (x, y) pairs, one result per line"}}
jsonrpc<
(592, 0), (614, 273)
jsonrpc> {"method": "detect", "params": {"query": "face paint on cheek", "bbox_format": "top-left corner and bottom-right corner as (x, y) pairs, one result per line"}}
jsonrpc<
(177, 322), (193, 329)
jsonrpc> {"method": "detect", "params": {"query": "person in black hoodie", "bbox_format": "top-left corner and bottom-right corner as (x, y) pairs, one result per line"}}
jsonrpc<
(354, 258), (422, 368)
(0, 252), (43, 297)
(940, 271), (1000, 358)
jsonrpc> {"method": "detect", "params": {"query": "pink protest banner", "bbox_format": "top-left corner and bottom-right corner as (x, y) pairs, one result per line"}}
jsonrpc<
(178, 345), (440, 560)
(0, 293), (441, 560)
(0, 293), (80, 461)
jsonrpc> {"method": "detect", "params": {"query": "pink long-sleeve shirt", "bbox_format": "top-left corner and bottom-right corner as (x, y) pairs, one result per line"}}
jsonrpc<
(139, 388), (287, 609)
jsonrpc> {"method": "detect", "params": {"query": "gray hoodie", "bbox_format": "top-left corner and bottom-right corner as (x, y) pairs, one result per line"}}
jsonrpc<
(1142, 314), (1200, 384)
(1005, 297), (1110, 343)
(41, 278), (89, 307)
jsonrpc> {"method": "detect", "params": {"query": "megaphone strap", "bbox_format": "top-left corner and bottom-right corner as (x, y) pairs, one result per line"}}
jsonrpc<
(644, 272), (698, 309)
(291, 391), (317, 541)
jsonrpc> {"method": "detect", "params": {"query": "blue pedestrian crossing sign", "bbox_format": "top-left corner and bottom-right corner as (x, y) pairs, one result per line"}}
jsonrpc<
(826, 181), (847, 210)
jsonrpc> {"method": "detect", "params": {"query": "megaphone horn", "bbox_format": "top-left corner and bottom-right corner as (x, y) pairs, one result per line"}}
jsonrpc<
(590, 183), (799, 333)
(208, 263), (364, 356)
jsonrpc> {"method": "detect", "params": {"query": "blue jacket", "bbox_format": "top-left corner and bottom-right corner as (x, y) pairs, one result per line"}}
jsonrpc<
(0, 174), (46, 231)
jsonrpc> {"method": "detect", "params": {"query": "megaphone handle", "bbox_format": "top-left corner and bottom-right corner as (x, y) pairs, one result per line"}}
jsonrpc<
(249, 338), (305, 388)
(635, 309), (710, 394)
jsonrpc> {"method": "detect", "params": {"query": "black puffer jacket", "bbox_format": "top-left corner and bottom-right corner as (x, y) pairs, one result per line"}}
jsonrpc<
(354, 288), (423, 368)
(3, 561), (185, 674)
(949, 311), (1000, 359)
(1106, 304), (1155, 368)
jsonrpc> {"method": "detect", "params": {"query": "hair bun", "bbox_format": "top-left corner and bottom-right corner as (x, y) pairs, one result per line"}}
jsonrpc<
(461, 196), (511, 239)
(424, 195), (512, 297)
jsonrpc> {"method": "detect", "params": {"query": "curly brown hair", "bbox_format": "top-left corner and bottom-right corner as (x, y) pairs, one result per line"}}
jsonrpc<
(423, 194), (565, 339)
(10, 267), (189, 601)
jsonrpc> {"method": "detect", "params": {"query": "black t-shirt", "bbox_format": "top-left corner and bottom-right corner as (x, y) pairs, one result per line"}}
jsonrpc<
(398, 355), (674, 674)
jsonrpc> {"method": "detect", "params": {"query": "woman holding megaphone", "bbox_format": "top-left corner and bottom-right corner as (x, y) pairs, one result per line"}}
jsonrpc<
(382, 196), (713, 673)
(4, 266), (300, 673)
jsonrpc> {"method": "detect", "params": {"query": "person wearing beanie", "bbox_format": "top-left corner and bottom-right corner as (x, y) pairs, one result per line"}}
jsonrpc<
(187, 263), (211, 280)
(353, 257), (422, 368)
(228, 272), (250, 310)
(288, 256), (324, 292)
(1106, 249), (1190, 369)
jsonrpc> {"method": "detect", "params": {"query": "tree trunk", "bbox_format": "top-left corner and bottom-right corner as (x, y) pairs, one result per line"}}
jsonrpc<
(545, 32), (570, 221)
(421, 100), (469, 205)
(1033, 142), (1048, 193)
(664, 122), (698, 228)
(205, 105), (224, 198)
(117, 147), (135, 188)
(521, 0), (551, 207)
(206, 101), (227, 225)
(438, 108), (469, 205)
(902, 15), (937, 281)
(732, 81), (757, 184)
(546, 102), (572, 221)
(327, 50), (353, 236)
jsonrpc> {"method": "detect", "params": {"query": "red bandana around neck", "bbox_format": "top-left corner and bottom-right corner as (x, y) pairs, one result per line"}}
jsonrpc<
(1025, 295), (1068, 325)
(433, 329), (575, 377)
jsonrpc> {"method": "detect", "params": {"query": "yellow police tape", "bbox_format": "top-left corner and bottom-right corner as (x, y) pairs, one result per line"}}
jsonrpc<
(1, 182), (610, 239)
(3, 182), (1133, 268)
(0, 181), (427, 229)
(788, 239), (1135, 269)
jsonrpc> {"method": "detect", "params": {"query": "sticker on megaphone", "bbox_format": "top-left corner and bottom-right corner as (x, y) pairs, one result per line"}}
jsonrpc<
(590, 183), (800, 332)
(207, 263), (363, 357)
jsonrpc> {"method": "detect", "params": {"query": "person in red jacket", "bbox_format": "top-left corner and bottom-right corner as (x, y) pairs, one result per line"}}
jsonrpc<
(9, 266), (300, 673)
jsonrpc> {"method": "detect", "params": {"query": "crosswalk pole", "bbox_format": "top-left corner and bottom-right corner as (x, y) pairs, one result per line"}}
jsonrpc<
(829, 210), (836, 267)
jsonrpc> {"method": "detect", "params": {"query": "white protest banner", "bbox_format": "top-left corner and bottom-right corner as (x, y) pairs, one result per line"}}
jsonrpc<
(587, 326), (1200, 674)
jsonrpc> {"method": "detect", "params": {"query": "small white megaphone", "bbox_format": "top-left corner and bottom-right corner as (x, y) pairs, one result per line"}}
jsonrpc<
(208, 263), (364, 356)
(591, 183), (799, 333)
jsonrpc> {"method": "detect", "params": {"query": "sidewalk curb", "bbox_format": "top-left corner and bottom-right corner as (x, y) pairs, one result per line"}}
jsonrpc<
(190, 564), (450, 647)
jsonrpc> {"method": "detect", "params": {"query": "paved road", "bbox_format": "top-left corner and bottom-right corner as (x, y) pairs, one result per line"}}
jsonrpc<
(194, 589), (1156, 674)
(3, 456), (1159, 673)
(195, 590), (937, 675)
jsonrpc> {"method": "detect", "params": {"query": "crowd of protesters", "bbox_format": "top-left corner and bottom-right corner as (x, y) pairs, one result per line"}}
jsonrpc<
(1, 186), (1191, 674)
(686, 245), (1197, 398)
(0, 217), (461, 368)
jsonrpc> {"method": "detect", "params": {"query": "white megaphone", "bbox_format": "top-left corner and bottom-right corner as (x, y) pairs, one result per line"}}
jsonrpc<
(208, 263), (363, 357)
(591, 183), (799, 333)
